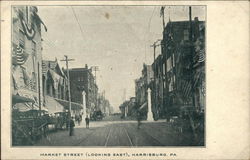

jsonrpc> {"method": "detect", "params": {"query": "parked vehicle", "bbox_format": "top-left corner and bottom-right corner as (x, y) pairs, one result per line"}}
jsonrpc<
(91, 111), (103, 121)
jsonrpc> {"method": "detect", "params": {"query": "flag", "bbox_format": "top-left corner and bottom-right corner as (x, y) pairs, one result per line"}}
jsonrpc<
(42, 61), (48, 74)
(18, 10), (36, 40)
(160, 6), (165, 17)
(22, 67), (30, 86)
(198, 48), (205, 63)
(12, 45), (29, 65)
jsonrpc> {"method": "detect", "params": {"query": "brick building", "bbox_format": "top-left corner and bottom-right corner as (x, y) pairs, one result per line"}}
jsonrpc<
(69, 65), (98, 115)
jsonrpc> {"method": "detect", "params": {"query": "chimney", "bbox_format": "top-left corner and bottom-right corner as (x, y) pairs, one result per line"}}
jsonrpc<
(85, 64), (88, 69)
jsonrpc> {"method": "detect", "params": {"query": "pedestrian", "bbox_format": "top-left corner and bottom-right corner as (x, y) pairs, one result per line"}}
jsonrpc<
(79, 114), (82, 125)
(76, 114), (80, 126)
(69, 116), (75, 136)
(85, 116), (90, 129)
(137, 110), (142, 129)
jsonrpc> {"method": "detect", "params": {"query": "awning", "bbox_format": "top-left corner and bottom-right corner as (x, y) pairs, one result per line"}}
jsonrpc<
(54, 98), (83, 110)
(44, 96), (64, 114)
(13, 103), (33, 112)
(13, 102), (48, 112)
(12, 94), (35, 104)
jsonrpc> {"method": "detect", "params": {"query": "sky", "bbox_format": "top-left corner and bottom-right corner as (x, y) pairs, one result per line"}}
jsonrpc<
(38, 6), (205, 112)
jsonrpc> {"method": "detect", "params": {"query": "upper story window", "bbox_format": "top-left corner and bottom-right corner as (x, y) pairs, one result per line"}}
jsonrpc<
(184, 30), (189, 41)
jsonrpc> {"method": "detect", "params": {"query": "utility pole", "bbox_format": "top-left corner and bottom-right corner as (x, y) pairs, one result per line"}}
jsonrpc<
(189, 6), (195, 107)
(189, 6), (198, 141)
(150, 39), (161, 117)
(91, 66), (99, 111)
(61, 55), (74, 134)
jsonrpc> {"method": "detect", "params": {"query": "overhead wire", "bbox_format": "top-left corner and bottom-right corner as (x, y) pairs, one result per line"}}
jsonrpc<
(144, 6), (156, 63)
(71, 6), (85, 41)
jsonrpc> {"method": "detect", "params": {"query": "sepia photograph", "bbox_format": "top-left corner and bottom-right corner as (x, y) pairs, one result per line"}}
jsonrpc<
(10, 5), (206, 147)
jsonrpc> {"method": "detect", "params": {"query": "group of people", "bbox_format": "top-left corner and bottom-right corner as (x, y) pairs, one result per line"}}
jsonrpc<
(69, 115), (90, 136)
(68, 110), (144, 136)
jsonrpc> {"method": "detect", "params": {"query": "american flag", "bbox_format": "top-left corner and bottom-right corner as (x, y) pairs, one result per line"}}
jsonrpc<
(198, 48), (205, 63)
(12, 45), (29, 65)
(181, 80), (192, 101)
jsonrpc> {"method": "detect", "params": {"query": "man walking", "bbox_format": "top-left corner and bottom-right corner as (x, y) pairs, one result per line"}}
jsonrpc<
(137, 110), (142, 129)
(69, 116), (75, 136)
(85, 116), (90, 129)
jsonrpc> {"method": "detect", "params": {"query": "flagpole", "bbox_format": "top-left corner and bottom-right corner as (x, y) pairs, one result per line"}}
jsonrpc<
(162, 7), (165, 30)
(160, 6), (165, 31)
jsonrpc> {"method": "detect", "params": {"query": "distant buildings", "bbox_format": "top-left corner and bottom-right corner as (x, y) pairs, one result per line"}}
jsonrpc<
(119, 97), (136, 118)
(98, 91), (112, 116)
(134, 64), (154, 118)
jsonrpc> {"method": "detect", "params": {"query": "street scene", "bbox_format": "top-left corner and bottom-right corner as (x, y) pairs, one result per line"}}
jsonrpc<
(11, 6), (205, 146)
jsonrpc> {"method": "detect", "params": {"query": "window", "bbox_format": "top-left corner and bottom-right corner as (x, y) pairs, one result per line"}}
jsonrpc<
(167, 57), (172, 72)
(184, 30), (189, 41)
(163, 63), (165, 75)
(19, 30), (25, 49)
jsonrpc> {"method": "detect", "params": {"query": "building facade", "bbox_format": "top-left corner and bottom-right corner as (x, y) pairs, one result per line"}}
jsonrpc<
(160, 17), (205, 119)
(135, 64), (154, 119)
(12, 6), (47, 111)
(98, 91), (112, 116)
(69, 65), (98, 116)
